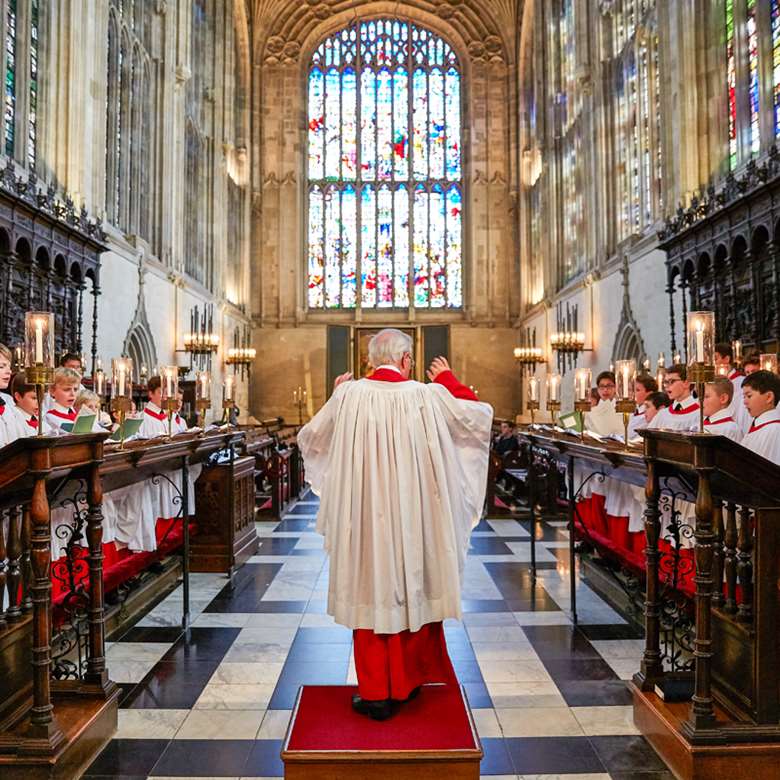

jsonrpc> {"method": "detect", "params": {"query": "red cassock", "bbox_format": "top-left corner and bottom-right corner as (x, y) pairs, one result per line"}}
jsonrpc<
(352, 366), (479, 701)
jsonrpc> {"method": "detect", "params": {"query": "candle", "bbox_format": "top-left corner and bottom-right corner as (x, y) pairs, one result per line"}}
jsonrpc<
(34, 320), (43, 364)
(657, 352), (665, 367)
(733, 339), (742, 364)
(695, 319), (705, 363)
(95, 370), (105, 397)
(528, 376), (539, 403)
(118, 366), (126, 397)
(548, 373), (561, 403)
(622, 365), (630, 397)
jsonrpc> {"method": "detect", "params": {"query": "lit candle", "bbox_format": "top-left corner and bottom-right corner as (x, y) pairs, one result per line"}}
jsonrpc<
(622, 365), (630, 398)
(118, 365), (126, 397)
(548, 374), (561, 403)
(733, 339), (742, 364)
(695, 319), (705, 364)
(95, 370), (105, 397)
(34, 319), (43, 364)
(200, 374), (208, 399)
(529, 376), (539, 403)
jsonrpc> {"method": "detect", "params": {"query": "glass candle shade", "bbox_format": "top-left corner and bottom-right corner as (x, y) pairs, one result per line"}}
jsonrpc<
(528, 376), (541, 404)
(161, 366), (178, 402)
(196, 370), (211, 403)
(615, 359), (636, 402)
(733, 339), (742, 366)
(547, 373), (561, 404)
(94, 368), (106, 398)
(760, 353), (778, 374)
(112, 357), (133, 399)
(25, 311), (54, 368)
(687, 311), (715, 367)
(716, 364), (729, 378)
(574, 368), (592, 404)
(223, 374), (236, 405)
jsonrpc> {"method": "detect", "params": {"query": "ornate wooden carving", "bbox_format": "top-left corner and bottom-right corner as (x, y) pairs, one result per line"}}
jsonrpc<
(0, 168), (107, 362)
(660, 149), (780, 353)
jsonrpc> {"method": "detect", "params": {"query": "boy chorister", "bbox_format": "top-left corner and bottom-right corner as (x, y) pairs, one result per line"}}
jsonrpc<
(714, 342), (750, 433)
(628, 374), (657, 437)
(0, 344), (18, 445)
(41, 353), (86, 416)
(649, 364), (700, 431)
(11, 374), (40, 438)
(740, 371), (780, 464)
(44, 367), (81, 435)
(702, 378), (742, 442)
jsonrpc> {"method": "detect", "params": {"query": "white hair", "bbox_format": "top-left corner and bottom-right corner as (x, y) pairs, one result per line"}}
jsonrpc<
(368, 328), (413, 369)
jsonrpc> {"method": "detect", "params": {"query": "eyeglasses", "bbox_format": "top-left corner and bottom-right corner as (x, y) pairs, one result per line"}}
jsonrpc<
(662, 378), (682, 387)
(404, 353), (415, 368)
(597, 383), (615, 390)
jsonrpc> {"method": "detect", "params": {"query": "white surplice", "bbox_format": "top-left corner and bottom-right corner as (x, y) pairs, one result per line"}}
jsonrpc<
(740, 408), (780, 465)
(298, 378), (493, 635)
(649, 396), (700, 432)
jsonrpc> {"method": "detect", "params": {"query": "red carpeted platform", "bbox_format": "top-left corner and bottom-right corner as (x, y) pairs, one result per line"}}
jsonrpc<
(282, 684), (482, 779)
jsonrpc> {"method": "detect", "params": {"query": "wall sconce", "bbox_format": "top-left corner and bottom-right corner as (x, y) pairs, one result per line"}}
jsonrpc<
(183, 303), (219, 371)
(551, 301), (586, 374)
(225, 325), (256, 380)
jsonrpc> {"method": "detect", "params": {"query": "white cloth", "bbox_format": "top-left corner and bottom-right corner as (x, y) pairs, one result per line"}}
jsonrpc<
(10, 407), (38, 439)
(298, 377), (493, 634)
(703, 408), (742, 442)
(627, 404), (647, 438)
(649, 396), (700, 432)
(741, 408), (780, 465)
(726, 371), (752, 434)
(584, 399), (623, 437)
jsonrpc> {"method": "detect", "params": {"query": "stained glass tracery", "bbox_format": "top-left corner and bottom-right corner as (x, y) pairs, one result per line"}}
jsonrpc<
(307, 19), (463, 310)
(773, 0), (780, 136)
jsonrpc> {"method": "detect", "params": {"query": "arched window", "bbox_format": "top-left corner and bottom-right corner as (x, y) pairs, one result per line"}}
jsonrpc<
(307, 19), (463, 310)
(610, 0), (662, 240)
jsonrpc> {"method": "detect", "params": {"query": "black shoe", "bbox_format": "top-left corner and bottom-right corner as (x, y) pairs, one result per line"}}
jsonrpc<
(351, 694), (394, 721)
(397, 686), (421, 703)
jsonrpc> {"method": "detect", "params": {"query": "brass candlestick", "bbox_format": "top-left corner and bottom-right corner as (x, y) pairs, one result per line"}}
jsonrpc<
(616, 399), (636, 448)
(111, 396), (131, 448)
(689, 364), (714, 432)
(547, 400), (561, 429)
(574, 400), (590, 439)
(527, 399), (540, 426)
(196, 399), (209, 430)
(163, 398), (178, 437)
(26, 365), (54, 437)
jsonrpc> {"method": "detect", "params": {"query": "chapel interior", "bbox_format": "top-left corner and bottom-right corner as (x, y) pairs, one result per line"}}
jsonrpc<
(1, 0), (780, 778)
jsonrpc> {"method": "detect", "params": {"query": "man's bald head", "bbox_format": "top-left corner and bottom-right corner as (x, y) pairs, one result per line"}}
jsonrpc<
(368, 329), (414, 370)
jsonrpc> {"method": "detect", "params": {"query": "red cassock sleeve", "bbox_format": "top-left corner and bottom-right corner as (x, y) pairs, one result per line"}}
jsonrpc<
(433, 369), (479, 401)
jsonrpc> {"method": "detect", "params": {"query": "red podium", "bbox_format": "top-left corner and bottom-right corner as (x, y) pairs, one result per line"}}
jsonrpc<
(281, 684), (482, 779)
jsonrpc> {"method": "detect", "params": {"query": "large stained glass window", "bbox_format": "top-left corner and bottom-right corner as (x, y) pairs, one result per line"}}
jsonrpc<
(27, 0), (38, 168)
(307, 19), (463, 309)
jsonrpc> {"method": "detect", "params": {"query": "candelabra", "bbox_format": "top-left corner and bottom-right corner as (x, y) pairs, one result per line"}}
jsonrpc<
(111, 357), (133, 448)
(161, 365), (179, 437)
(546, 373), (562, 428)
(293, 386), (307, 425)
(687, 312), (716, 432)
(222, 374), (236, 424)
(573, 368), (591, 439)
(551, 302), (587, 374)
(526, 376), (541, 425)
(24, 312), (55, 436)
(615, 359), (637, 448)
(195, 370), (211, 429)
(514, 346), (544, 374)
(226, 326), (256, 380)
(183, 303), (219, 371)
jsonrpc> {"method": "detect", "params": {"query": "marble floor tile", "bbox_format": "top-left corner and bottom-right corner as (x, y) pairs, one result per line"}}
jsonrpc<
(232, 627), (298, 646)
(571, 705), (640, 736)
(589, 639), (646, 659)
(466, 625), (529, 643)
(472, 707), (503, 738)
(472, 642), (539, 662)
(116, 708), (189, 739)
(478, 659), (552, 684)
(191, 612), (253, 628)
(512, 612), (572, 626)
(210, 662), (285, 685)
(486, 681), (567, 709)
(495, 706), (585, 738)
(463, 612), (519, 627)
(257, 709), (293, 740)
(175, 708), (265, 739)
(193, 683), (275, 710)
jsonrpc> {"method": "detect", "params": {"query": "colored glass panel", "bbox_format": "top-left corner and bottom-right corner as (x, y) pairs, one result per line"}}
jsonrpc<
(5, 0), (16, 158)
(307, 19), (463, 309)
(726, 0), (737, 169)
(27, 0), (38, 168)
(774, 0), (780, 136)
(747, 0), (760, 155)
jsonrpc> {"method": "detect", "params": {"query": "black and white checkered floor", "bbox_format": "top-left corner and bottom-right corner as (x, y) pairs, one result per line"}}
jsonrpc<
(85, 490), (672, 779)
